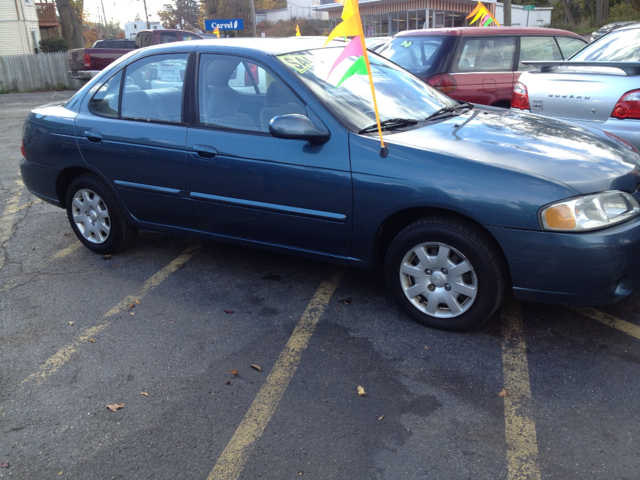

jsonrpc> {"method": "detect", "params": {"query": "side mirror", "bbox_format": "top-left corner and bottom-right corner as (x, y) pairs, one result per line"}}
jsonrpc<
(269, 114), (330, 145)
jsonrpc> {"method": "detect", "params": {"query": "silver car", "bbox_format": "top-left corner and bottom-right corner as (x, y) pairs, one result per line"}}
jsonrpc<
(512, 25), (640, 150)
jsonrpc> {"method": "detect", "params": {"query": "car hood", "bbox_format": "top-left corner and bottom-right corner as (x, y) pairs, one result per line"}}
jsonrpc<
(387, 106), (640, 194)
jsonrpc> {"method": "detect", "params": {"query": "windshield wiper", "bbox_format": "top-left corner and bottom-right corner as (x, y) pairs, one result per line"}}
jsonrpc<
(358, 118), (419, 134)
(424, 102), (474, 122)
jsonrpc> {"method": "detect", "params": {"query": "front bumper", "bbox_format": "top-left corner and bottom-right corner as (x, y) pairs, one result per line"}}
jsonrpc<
(487, 217), (640, 305)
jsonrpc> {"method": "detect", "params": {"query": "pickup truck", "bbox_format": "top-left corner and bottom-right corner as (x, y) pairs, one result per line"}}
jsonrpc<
(68, 30), (202, 81)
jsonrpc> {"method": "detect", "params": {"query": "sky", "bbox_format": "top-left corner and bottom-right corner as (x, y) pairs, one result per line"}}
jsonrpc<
(84, 0), (170, 27)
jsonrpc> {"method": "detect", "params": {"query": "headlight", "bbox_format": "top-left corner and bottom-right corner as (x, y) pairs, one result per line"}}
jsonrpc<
(541, 191), (640, 232)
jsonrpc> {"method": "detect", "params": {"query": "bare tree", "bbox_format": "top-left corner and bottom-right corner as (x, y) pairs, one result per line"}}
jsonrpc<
(56, 0), (84, 48)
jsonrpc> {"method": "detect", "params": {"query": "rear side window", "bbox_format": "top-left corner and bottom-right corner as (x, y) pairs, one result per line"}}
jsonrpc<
(181, 33), (200, 41)
(89, 70), (123, 118)
(120, 53), (188, 122)
(451, 37), (516, 72)
(379, 36), (446, 76)
(555, 37), (586, 59)
(518, 36), (562, 71)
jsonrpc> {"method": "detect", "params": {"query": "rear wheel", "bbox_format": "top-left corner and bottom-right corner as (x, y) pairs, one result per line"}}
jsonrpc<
(66, 174), (137, 255)
(385, 216), (506, 331)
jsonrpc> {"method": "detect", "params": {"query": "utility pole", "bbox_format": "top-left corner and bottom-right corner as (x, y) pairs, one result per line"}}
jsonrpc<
(504, 0), (511, 26)
(249, 0), (257, 37)
(99, 0), (108, 36)
(142, 0), (150, 29)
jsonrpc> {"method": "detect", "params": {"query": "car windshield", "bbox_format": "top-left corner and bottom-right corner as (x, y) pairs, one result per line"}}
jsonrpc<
(277, 47), (457, 132)
(572, 28), (640, 61)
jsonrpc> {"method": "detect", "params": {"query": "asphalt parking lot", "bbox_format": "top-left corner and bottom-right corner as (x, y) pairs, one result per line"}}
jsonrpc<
(2, 91), (640, 480)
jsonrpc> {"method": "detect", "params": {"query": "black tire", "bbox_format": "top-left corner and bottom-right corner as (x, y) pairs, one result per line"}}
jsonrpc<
(385, 216), (506, 331)
(66, 174), (137, 255)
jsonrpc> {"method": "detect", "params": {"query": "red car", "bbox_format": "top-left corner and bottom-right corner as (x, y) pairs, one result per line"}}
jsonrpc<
(378, 27), (587, 108)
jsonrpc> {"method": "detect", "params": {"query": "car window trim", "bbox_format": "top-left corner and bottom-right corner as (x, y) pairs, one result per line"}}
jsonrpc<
(193, 51), (307, 136)
(117, 51), (191, 126)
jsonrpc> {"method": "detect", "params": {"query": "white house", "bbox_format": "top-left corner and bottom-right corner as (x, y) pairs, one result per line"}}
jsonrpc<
(124, 21), (163, 39)
(257, 0), (328, 24)
(494, 3), (552, 27)
(0, 0), (40, 56)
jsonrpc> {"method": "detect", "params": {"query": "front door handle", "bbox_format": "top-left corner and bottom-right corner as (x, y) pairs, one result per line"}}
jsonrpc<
(192, 145), (218, 159)
(85, 131), (103, 143)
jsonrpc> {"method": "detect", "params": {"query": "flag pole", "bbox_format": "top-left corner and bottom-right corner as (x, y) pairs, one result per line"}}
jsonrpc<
(353, 1), (387, 157)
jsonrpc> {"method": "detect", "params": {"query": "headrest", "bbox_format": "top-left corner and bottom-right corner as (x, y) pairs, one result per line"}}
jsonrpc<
(207, 86), (241, 118)
(264, 82), (296, 107)
(203, 57), (242, 88)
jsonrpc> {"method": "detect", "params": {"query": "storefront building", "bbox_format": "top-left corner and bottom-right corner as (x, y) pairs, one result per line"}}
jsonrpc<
(315, 0), (496, 36)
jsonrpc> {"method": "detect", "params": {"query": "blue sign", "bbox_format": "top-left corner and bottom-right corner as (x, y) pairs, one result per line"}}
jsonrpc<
(204, 18), (245, 31)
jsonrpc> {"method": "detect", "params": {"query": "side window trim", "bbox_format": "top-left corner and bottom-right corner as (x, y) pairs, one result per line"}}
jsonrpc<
(195, 52), (307, 135)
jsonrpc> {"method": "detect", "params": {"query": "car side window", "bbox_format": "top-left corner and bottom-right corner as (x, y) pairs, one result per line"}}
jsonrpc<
(556, 37), (586, 59)
(89, 70), (123, 118)
(451, 37), (516, 73)
(120, 53), (188, 123)
(181, 33), (199, 41)
(518, 36), (562, 71)
(198, 54), (305, 133)
(159, 31), (179, 43)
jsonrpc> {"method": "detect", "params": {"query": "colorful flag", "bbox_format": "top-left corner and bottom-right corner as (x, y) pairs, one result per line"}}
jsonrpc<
(213, 27), (220, 38)
(295, 24), (301, 36)
(324, 0), (387, 156)
(466, 1), (500, 27)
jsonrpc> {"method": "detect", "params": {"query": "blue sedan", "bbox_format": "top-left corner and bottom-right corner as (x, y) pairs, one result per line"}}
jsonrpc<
(19, 38), (640, 331)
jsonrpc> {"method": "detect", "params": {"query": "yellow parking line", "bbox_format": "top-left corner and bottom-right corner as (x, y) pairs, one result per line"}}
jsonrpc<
(51, 240), (83, 260)
(501, 300), (541, 480)
(567, 306), (640, 339)
(20, 242), (202, 387)
(0, 198), (41, 220)
(0, 179), (24, 271)
(207, 268), (344, 480)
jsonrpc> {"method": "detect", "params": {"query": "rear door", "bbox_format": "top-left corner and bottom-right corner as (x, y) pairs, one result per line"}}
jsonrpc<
(75, 52), (194, 228)
(449, 36), (516, 106)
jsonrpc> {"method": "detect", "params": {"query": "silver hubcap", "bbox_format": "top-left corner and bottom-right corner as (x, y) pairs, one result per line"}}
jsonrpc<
(399, 242), (477, 318)
(71, 188), (110, 244)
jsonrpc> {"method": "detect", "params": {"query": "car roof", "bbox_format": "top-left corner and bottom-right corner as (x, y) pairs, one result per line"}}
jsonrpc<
(394, 27), (584, 38)
(186, 37), (345, 55)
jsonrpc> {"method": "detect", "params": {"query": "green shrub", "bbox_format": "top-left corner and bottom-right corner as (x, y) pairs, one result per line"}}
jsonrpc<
(39, 37), (69, 53)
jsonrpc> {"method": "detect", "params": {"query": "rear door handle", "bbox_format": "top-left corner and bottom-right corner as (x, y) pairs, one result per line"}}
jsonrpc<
(192, 145), (217, 159)
(84, 131), (103, 143)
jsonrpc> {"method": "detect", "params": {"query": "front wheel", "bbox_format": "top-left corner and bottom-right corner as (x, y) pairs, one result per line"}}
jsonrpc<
(66, 174), (137, 255)
(385, 216), (507, 331)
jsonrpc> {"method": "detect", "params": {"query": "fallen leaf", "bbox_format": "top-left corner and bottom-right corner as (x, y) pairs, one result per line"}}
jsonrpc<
(63, 232), (73, 236)
(133, 299), (140, 305)
(424, 346), (428, 349)
(68, 321), (74, 326)
(250, 364), (262, 372)
(104, 254), (112, 258)
(357, 385), (366, 396)
(230, 369), (239, 375)
(378, 415), (385, 420)
(88, 338), (96, 343)
(298, 472), (304, 476)
(169, 321), (175, 324)
(141, 392), (149, 397)
(226, 381), (231, 385)
(128, 303), (136, 309)
(497, 388), (507, 397)
(224, 309), (234, 314)
(129, 311), (136, 316)
(106, 403), (124, 411)
(1, 462), (9, 468)
(57, 471), (64, 475)
(339, 298), (351, 305)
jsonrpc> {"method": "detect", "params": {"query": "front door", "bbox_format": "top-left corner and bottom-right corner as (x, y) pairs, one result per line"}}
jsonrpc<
(186, 53), (353, 256)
